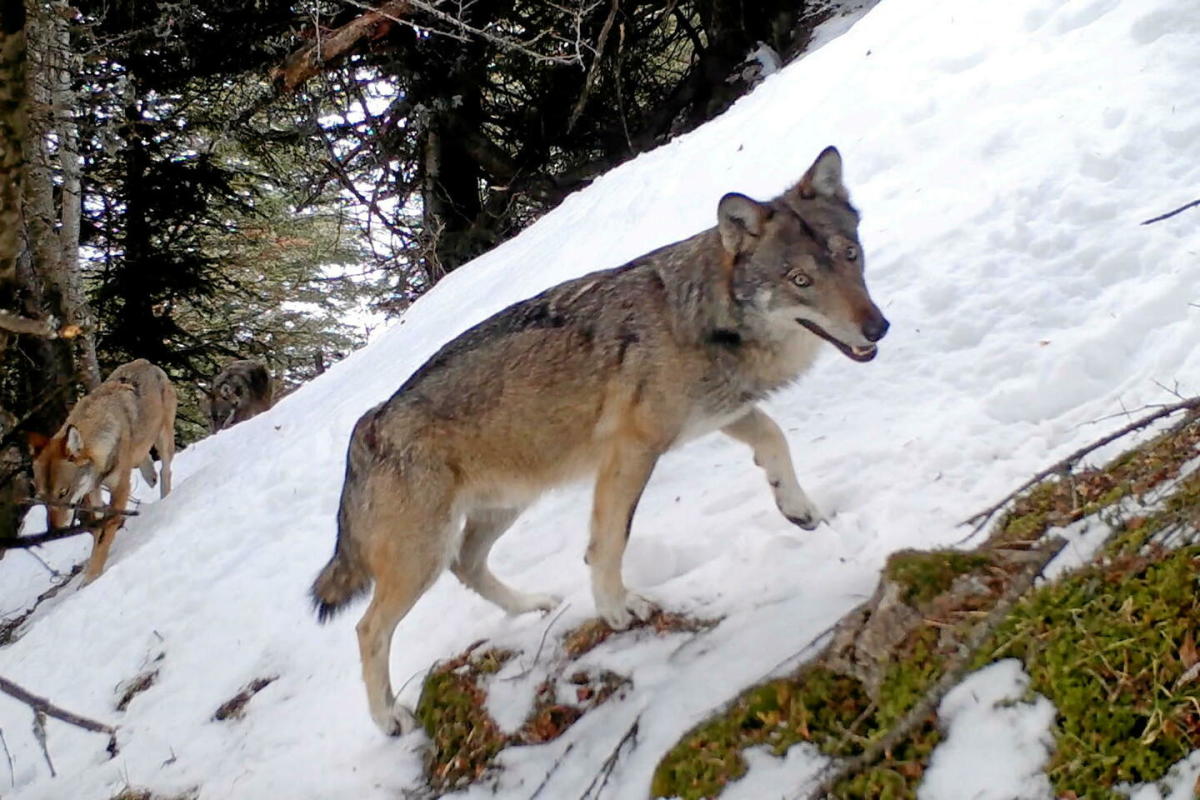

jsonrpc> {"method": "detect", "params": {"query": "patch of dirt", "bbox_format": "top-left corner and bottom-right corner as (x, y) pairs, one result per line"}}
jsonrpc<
(212, 675), (278, 722)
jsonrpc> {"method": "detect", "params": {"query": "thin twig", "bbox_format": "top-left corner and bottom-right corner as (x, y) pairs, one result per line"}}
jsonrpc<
(1141, 198), (1200, 225)
(0, 564), (83, 647)
(31, 711), (54, 778)
(22, 548), (60, 577)
(579, 715), (640, 800)
(567, 0), (618, 132)
(506, 602), (571, 682)
(961, 395), (1200, 532)
(341, 0), (581, 65)
(528, 741), (576, 799)
(0, 725), (13, 787)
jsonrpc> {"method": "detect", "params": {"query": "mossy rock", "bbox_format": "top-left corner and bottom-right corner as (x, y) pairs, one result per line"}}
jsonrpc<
(884, 549), (991, 606)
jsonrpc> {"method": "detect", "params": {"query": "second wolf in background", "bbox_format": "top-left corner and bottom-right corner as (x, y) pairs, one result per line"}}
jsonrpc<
(313, 147), (889, 735)
(29, 359), (176, 583)
(204, 360), (273, 433)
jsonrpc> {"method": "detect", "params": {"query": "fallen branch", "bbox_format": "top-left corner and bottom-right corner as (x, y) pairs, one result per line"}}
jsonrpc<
(801, 537), (1068, 800)
(1141, 198), (1200, 226)
(0, 514), (130, 551)
(0, 675), (118, 757)
(962, 395), (1200, 533)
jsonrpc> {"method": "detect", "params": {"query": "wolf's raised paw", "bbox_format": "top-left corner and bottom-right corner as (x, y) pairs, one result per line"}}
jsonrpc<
(509, 592), (562, 615)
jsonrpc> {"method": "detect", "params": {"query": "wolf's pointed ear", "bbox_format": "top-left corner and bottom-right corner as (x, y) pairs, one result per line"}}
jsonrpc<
(25, 431), (49, 456)
(792, 146), (847, 201)
(718, 193), (770, 256)
(64, 425), (84, 459)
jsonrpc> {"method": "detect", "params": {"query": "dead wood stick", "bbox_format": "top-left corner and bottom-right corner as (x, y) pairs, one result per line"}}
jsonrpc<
(1141, 198), (1200, 225)
(0, 514), (129, 550)
(800, 537), (1067, 800)
(962, 395), (1200, 532)
(0, 676), (118, 756)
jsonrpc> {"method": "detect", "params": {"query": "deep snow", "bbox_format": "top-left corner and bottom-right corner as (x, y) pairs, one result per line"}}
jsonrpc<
(2, 0), (1200, 797)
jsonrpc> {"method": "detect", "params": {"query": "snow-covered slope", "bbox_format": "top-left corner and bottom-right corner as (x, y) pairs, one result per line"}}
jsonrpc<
(3, 0), (1199, 797)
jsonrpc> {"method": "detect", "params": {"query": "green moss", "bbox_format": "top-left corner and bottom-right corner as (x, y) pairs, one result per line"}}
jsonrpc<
(651, 667), (878, 799)
(974, 545), (1200, 798)
(416, 648), (514, 791)
(649, 417), (1200, 798)
(884, 550), (991, 606)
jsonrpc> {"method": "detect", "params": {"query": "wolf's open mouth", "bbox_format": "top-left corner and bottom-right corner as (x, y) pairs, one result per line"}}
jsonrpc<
(796, 319), (878, 362)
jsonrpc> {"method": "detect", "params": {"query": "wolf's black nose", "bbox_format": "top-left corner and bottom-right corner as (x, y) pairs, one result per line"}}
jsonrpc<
(863, 315), (889, 342)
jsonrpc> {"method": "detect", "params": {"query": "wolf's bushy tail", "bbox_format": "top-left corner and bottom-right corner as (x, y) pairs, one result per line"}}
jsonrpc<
(311, 466), (373, 622)
(310, 540), (370, 623)
(311, 404), (386, 622)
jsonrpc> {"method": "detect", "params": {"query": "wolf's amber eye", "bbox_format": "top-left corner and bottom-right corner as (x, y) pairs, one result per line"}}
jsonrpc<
(789, 270), (812, 288)
(845, 245), (859, 261)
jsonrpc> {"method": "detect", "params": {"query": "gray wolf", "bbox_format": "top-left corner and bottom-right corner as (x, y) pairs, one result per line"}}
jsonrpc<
(28, 359), (177, 583)
(311, 147), (889, 735)
(203, 359), (273, 433)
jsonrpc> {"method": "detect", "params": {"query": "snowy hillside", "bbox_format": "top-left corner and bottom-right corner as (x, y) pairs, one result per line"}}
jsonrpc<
(3, 0), (1199, 797)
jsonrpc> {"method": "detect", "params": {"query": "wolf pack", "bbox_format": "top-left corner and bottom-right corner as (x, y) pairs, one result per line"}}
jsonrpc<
(17, 148), (888, 735)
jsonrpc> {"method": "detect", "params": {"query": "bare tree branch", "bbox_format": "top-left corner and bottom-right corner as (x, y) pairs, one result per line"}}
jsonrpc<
(961, 395), (1200, 532)
(273, 1), (414, 92)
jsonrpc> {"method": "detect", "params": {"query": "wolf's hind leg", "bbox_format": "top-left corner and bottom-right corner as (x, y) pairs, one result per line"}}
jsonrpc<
(356, 542), (443, 736)
(137, 455), (157, 488)
(354, 469), (452, 736)
(723, 407), (823, 530)
(452, 508), (560, 615)
(155, 421), (174, 498)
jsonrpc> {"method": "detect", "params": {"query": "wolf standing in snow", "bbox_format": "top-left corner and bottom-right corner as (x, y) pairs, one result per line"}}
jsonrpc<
(312, 147), (889, 735)
(29, 359), (176, 583)
(203, 359), (273, 433)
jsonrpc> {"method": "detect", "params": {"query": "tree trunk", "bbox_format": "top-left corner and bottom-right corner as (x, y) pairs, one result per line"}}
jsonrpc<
(49, 1), (98, 388)
(0, 0), (27, 286)
(21, 3), (99, 390)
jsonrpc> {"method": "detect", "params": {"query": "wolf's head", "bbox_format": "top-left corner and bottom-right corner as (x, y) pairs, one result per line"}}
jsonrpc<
(28, 426), (101, 528)
(203, 380), (242, 433)
(717, 147), (888, 362)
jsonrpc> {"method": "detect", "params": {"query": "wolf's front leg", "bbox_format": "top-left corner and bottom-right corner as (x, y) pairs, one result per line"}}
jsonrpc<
(722, 407), (824, 530)
(587, 438), (661, 629)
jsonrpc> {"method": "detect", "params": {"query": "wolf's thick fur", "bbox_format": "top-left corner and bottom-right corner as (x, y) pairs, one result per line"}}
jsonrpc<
(312, 148), (889, 735)
(30, 359), (177, 583)
(204, 359), (273, 433)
